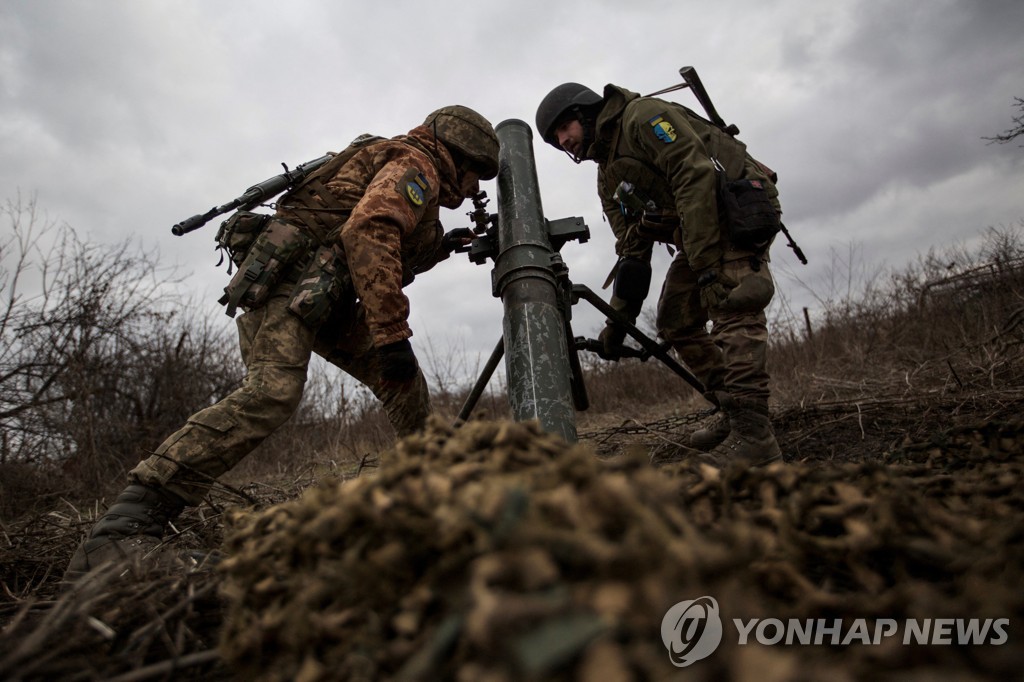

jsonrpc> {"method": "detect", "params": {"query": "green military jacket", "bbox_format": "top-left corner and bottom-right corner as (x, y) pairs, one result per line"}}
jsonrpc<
(588, 85), (779, 272)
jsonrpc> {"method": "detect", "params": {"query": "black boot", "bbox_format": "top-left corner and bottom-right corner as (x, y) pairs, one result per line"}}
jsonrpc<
(64, 483), (185, 581)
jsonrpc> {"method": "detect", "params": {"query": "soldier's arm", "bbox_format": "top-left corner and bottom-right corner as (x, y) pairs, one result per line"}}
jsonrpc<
(340, 161), (437, 347)
(626, 99), (722, 272)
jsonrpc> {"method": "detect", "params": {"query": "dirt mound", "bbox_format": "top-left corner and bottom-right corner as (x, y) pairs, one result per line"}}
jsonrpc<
(218, 417), (1024, 681)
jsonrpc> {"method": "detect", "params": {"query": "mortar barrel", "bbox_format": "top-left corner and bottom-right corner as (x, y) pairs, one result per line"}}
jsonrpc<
(493, 119), (577, 443)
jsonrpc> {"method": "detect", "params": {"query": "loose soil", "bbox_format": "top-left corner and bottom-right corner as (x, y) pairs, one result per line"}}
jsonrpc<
(1, 389), (1021, 681)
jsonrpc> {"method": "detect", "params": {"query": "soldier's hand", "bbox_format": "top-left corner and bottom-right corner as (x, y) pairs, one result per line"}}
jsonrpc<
(597, 323), (628, 361)
(697, 269), (738, 311)
(442, 227), (475, 254)
(378, 339), (419, 384)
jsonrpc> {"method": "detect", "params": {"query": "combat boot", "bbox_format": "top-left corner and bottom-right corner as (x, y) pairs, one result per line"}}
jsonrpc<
(705, 394), (782, 467)
(689, 410), (731, 451)
(64, 483), (185, 582)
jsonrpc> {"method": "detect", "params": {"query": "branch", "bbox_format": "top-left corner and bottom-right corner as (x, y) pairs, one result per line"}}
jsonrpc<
(982, 96), (1024, 145)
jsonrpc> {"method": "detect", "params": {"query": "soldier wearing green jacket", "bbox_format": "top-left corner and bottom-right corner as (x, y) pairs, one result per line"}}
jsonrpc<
(536, 82), (782, 465)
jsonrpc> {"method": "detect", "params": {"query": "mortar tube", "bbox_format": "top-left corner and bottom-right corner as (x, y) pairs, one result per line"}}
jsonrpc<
(493, 119), (577, 443)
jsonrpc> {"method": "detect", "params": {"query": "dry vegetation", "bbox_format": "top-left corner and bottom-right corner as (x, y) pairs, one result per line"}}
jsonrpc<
(1, 217), (1023, 680)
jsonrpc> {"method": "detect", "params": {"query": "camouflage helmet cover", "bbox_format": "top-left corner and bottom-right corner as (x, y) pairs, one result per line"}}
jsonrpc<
(423, 105), (499, 180)
(535, 82), (603, 148)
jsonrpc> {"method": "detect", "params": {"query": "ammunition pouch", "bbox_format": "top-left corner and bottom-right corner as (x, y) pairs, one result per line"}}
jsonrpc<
(215, 211), (273, 265)
(716, 169), (781, 253)
(612, 257), (652, 303)
(286, 243), (352, 327)
(219, 219), (312, 318)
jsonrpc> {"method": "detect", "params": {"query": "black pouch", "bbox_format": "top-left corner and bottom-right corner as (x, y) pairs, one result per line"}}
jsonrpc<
(717, 172), (781, 252)
(286, 244), (352, 327)
(215, 211), (273, 265)
(219, 220), (311, 317)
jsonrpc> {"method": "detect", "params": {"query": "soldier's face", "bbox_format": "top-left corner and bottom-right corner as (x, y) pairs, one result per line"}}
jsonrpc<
(554, 119), (584, 157)
(459, 168), (481, 198)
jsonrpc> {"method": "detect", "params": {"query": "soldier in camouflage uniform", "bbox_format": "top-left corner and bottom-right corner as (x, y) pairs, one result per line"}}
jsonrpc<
(536, 83), (782, 466)
(66, 106), (499, 579)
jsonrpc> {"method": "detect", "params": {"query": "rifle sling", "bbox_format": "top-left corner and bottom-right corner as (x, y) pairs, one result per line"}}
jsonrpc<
(280, 136), (385, 241)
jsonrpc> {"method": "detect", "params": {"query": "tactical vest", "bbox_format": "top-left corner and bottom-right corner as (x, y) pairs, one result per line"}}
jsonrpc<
(216, 134), (388, 267)
(601, 102), (780, 249)
(278, 134), (386, 242)
(219, 134), (446, 321)
(601, 103), (752, 214)
(281, 133), (443, 278)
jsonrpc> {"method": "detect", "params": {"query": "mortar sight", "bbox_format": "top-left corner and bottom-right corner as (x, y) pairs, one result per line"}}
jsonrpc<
(467, 191), (493, 232)
(461, 192), (589, 266)
(462, 191), (500, 265)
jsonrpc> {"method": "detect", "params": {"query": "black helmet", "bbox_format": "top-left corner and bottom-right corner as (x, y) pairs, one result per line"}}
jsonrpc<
(535, 83), (603, 148)
(423, 105), (499, 180)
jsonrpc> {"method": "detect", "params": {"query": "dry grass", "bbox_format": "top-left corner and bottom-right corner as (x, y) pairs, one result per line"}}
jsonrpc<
(1, 225), (1023, 679)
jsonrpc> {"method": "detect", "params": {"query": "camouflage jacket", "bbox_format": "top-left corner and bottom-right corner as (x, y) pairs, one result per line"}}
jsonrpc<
(276, 126), (463, 347)
(588, 85), (779, 272)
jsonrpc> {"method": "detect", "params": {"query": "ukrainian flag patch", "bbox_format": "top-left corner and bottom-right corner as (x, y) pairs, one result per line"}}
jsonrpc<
(398, 169), (430, 207)
(648, 114), (677, 143)
(406, 181), (424, 206)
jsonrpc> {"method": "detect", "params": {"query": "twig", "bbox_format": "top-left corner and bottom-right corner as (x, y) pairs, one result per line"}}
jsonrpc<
(143, 452), (259, 507)
(124, 582), (217, 651)
(620, 418), (690, 450)
(946, 360), (964, 390)
(1, 580), (26, 602)
(102, 649), (221, 682)
(355, 453), (379, 476)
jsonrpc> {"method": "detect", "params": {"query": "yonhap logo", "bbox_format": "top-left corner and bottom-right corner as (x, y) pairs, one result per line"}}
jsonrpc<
(660, 596), (724, 667)
(659, 595), (1010, 669)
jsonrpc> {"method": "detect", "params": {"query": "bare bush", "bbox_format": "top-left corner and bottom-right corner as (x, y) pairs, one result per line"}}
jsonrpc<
(769, 223), (1024, 404)
(0, 196), (241, 515)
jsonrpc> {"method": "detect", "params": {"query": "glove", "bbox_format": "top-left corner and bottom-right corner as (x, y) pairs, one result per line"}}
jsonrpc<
(697, 269), (738, 311)
(441, 227), (475, 254)
(597, 322), (628, 361)
(378, 339), (418, 383)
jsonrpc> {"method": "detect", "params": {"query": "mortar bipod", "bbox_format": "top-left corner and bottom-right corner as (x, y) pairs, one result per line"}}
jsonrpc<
(454, 281), (705, 426)
(570, 283), (705, 393)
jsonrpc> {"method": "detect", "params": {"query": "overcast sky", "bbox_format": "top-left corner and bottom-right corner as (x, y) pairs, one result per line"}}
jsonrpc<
(3, 0), (1023, 388)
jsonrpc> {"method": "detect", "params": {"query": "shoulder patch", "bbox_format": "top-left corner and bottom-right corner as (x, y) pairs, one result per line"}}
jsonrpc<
(397, 168), (431, 207)
(648, 114), (677, 144)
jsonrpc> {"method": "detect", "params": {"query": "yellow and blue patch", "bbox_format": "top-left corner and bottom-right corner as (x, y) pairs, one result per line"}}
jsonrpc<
(648, 114), (677, 144)
(405, 181), (425, 206)
(398, 169), (431, 207)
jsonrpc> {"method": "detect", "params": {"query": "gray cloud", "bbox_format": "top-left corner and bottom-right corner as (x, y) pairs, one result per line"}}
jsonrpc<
(2, 0), (1022, 375)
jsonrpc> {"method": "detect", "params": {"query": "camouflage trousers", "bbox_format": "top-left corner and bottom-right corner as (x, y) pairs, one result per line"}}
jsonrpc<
(130, 294), (430, 505)
(655, 252), (775, 404)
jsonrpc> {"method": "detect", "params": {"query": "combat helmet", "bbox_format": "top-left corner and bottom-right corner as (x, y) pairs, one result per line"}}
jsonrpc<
(535, 83), (603, 150)
(423, 105), (499, 180)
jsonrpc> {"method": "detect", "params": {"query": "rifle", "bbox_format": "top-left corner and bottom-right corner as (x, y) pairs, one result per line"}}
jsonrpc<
(648, 66), (809, 264)
(647, 66), (740, 136)
(171, 154), (335, 236)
